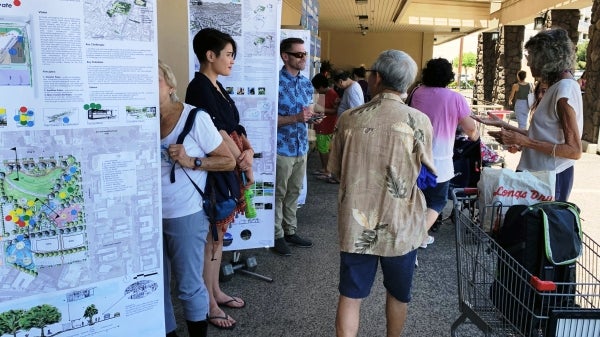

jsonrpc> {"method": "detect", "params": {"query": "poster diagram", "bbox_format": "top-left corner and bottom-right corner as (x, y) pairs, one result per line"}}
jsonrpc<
(0, 275), (162, 337)
(0, 127), (162, 317)
(1, 1), (163, 334)
(189, 0), (242, 37)
(244, 32), (276, 58)
(245, 1), (277, 30)
(83, 0), (155, 41)
(0, 18), (32, 86)
(189, 0), (280, 251)
(1, 150), (86, 277)
(44, 107), (80, 127)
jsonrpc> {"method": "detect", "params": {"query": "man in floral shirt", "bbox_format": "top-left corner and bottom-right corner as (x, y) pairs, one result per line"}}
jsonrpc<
(328, 50), (434, 337)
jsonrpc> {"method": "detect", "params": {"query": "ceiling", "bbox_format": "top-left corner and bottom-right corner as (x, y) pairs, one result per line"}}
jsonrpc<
(286, 0), (593, 45)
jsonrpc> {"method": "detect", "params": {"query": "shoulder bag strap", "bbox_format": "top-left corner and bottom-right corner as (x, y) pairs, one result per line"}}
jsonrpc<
(169, 107), (201, 184)
(405, 84), (421, 107)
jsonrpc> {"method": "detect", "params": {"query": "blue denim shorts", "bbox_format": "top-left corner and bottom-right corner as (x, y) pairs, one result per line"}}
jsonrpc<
(422, 180), (450, 213)
(338, 250), (417, 302)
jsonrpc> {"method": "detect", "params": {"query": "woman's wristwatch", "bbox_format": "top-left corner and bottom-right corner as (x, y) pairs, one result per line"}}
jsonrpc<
(193, 157), (202, 169)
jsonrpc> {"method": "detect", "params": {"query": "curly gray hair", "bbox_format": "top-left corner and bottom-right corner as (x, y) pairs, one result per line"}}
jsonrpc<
(524, 28), (575, 84)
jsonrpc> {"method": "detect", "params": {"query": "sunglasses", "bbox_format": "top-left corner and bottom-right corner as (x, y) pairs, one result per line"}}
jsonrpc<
(285, 51), (308, 59)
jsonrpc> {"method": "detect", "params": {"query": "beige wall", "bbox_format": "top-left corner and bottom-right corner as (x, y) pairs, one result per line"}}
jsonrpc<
(320, 30), (434, 74)
(157, 0), (189, 102)
(281, 0), (301, 26)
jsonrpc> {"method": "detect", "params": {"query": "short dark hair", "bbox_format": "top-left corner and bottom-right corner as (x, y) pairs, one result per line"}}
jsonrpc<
(333, 70), (351, 82)
(193, 28), (237, 63)
(311, 73), (329, 89)
(421, 58), (455, 87)
(280, 37), (304, 54)
(352, 66), (366, 78)
(517, 70), (527, 81)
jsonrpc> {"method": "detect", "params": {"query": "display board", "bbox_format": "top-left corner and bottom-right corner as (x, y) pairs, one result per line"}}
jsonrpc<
(0, 1), (164, 336)
(188, 0), (281, 251)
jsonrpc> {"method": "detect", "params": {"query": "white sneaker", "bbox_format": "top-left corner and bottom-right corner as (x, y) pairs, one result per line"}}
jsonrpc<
(420, 235), (435, 249)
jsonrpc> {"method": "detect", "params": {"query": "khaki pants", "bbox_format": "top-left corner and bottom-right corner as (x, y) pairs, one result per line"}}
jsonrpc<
(274, 154), (307, 239)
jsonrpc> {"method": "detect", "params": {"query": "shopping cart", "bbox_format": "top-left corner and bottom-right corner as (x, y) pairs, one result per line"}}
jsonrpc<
(450, 188), (600, 337)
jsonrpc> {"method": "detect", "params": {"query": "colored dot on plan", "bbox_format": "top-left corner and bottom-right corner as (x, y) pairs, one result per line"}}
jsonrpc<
(19, 106), (27, 112)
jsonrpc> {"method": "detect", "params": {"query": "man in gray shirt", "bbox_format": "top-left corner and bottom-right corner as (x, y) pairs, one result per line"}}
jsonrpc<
(334, 71), (365, 116)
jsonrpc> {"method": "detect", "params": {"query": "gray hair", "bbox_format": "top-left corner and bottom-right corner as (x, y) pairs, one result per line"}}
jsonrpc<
(370, 50), (417, 94)
(524, 28), (575, 84)
(158, 59), (180, 103)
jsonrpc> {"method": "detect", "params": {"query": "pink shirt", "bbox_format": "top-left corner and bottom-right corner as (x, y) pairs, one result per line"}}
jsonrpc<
(410, 86), (471, 182)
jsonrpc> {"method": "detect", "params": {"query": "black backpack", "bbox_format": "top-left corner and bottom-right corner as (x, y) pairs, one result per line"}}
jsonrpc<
(490, 201), (582, 336)
(450, 136), (481, 189)
(169, 108), (241, 236)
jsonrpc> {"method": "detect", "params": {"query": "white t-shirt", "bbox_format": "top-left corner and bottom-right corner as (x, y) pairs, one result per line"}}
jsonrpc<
(161, 104), (223, 218)
(338, 81), (364, 116)
(518, 79), (583, 174)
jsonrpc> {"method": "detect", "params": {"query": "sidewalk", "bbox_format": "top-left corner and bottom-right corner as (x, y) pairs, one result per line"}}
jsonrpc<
(169, 150), (600, 337)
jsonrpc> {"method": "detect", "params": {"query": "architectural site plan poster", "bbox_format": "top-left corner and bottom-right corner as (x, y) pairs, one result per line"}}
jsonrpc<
(0, 1), (164, 336)
(188, 0), (281, 251)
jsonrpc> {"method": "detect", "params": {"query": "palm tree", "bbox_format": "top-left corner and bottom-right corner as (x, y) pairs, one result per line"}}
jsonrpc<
(83, 304), (98, 325)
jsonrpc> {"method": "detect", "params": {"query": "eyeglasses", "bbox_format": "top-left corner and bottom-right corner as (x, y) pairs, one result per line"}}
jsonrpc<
(285, 51), (308, 59)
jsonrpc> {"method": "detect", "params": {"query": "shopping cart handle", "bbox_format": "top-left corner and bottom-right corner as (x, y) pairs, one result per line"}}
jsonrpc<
(530, 276), (557, 291)
(463, 187), (478, 195)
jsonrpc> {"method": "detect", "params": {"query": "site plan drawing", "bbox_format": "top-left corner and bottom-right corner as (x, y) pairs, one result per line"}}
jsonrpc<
(84, 0), (155, 41)
(188, 0), (280, 251)
(0, 18), (32, 86)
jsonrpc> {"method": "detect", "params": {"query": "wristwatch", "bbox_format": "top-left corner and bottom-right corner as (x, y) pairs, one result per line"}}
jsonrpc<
(194, 157), (202, 169)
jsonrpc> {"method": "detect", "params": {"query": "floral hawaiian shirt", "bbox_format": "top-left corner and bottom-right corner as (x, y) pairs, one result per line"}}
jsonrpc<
(277, 67), (314, 157)
(328, 92), (435, 256)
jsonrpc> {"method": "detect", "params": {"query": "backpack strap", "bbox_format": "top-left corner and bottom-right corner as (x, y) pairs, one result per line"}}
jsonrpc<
(169, 107), (201, 184)
(167, 107), (220, 243)
(405, 83), (421, 107)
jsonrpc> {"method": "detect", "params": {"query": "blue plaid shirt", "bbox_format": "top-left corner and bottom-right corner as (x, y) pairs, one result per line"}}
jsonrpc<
(277, 67), (314, 157)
